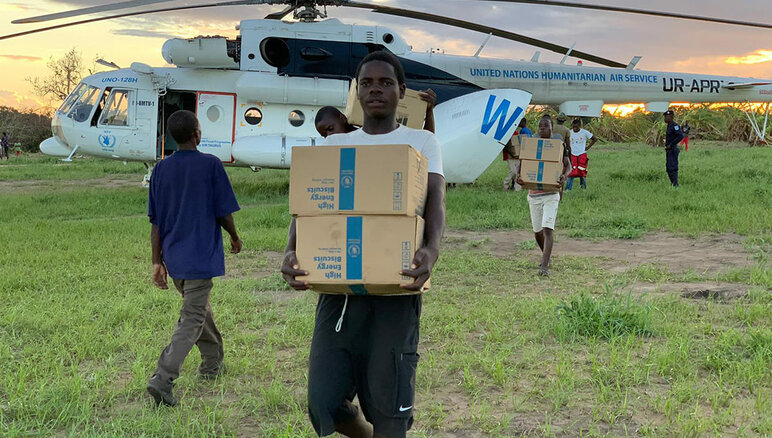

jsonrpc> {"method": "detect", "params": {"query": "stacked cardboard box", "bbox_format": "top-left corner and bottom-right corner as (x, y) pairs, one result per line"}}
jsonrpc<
(344, 80), (428, 129)
(290, 144), (429, 295)
(518, 137), (565, 190)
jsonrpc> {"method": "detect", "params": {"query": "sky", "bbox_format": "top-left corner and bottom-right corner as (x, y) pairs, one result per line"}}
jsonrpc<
(1, 0), (772, 111)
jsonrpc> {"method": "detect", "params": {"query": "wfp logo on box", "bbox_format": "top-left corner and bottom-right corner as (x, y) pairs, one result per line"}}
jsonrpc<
(480, 95), (524, 142)
(347, 243), (361, 257)
(341, 175), (354, 189)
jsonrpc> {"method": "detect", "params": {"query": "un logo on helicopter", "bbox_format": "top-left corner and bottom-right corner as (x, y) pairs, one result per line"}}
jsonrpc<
(480, 95), (525, 142)
(98, 134), (116, 149)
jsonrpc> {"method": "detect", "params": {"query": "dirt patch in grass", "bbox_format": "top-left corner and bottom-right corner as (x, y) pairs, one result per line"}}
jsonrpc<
(226, 250), (283, 280)
(0, 176), (141, 192)
(444, 230), (752, 276)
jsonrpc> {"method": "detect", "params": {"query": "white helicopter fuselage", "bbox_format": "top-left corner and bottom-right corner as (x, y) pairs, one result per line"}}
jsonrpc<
(41, 18), (772, 183)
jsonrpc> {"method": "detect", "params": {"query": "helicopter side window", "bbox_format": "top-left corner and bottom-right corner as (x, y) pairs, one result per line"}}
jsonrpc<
(67, 85), (101, 123)
(99, 89), (130, 127)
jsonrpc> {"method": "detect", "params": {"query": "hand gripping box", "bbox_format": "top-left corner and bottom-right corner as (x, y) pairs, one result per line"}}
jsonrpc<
(519, 137), (564, 162)
(296, 215), (428, 295)
(290, 144), (428, 216)
(344, 80), (428, 129)
(519, 159), (563, 191)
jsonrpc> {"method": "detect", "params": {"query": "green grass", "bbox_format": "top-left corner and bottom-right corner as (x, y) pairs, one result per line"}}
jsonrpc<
(0, 143), (770, 437)
(449, 141), (772, 237)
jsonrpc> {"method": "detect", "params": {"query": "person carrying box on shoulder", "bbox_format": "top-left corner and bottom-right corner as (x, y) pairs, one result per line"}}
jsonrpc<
(516, 116), (571, 277)
(282, 51), (446, 438)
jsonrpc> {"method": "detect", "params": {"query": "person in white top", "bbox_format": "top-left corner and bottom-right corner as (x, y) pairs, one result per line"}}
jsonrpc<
(566, 119), (597, 190)
(282, 51), (446, 438)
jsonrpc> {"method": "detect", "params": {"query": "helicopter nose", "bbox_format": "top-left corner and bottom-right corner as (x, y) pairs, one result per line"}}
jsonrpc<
(40, 137), (72, 157)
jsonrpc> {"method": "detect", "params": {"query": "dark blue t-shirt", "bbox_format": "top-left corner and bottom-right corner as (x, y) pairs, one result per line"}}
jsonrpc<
(519, 127), (533, 137)
(148, 150), (240, 280)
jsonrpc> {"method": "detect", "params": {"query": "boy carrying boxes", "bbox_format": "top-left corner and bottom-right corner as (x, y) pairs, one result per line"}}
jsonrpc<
(516, 116), (571, 277)
(282, 51), (446, 438)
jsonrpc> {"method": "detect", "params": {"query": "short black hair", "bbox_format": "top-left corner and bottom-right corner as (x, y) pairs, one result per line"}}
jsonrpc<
(167, 110), (199, 144)
(355, 50), (405, 85)
(315, 106), (344, 125)
(572, 118), (581, 125)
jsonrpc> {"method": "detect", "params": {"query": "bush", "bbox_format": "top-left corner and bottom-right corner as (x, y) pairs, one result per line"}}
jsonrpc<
(555, 287), (654, 341)
(0, 106), (52, 152)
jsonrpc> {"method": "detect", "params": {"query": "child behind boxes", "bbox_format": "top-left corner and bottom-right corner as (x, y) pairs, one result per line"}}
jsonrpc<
(314, 88), (437, 138)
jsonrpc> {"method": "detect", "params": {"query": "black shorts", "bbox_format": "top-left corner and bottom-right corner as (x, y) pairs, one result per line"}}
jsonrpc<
(307, 293), (421, 438)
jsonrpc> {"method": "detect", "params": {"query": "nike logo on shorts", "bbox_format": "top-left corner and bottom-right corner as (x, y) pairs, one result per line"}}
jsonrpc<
(399, 405), (412, 412)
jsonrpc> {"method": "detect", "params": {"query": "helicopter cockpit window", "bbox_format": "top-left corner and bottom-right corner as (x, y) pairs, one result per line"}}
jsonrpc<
(66, 84), (101, 123)
(288, 110), (305, 127)
(58, 83), (87, 115)
(244, 107), (262, 125)
(99, 89), (130, 126)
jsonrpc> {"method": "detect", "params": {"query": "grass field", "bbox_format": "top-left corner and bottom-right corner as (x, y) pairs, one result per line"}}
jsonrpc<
(0, 141), (770, 437)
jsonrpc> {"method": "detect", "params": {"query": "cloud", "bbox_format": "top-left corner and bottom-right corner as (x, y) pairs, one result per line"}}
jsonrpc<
(726, 50), (772, 65)
(0, 54), (43, 62)
(0, 2), (42, 12)
(673, 54), (772, 79)
(112, 28), (178, 39)
(0, 90), (48, 110)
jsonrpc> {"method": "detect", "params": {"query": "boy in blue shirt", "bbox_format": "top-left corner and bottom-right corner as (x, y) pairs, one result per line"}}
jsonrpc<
(146, 110), (242, 406)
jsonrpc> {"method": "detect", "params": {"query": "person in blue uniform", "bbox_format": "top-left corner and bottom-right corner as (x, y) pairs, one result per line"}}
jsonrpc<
(663, 110), (683, 187)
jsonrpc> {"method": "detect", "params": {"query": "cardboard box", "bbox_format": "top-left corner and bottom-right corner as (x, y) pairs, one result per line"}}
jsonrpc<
(519, 137), (564, 162)
(507, 134), (527, 157)
(296, 215), (428, 295)
(290, 144), (428, 216)
(344, 80), (427, 129)
(519, 159), (563, 190)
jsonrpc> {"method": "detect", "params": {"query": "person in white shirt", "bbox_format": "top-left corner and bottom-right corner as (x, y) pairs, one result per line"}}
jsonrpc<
(282, 51), (445, 438)
(566, 119), (597, 190)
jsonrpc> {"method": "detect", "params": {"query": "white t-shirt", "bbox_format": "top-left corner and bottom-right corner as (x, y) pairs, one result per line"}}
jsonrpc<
(325, 125), (444, 176)
(569, 129), (593, 156)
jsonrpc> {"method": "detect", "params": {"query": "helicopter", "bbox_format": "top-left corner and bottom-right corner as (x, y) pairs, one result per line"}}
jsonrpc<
(5, 0), (772, 183)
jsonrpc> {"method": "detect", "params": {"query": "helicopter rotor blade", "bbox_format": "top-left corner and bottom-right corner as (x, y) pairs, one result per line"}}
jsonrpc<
(0, 0), (270, 41)
(12, 0), (177, 24)
(265, 4), (298, 19)
(477, 0), (772, 30)
(344, 1), (626, 67)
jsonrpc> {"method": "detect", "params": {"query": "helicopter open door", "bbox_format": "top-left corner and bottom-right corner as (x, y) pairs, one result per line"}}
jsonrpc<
(196, 92), (236, 162)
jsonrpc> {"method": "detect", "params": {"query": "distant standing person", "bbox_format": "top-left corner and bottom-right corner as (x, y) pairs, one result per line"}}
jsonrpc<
(552, 112), (571, 147)
(680, 121), (691, 151)
(146, 110), (243, 406)
(503, 117), (531, 191)
(1, 132), (8, 160)
(663, 110), (683, 187)
(565, 119), (596, 190)
(516, 116), (571, 276)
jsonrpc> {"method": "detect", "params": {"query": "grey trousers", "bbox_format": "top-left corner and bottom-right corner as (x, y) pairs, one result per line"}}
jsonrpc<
(152, 278), (224, 386)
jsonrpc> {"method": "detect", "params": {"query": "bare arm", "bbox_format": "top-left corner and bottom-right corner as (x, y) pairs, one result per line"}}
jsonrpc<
(281, 217), (309, 290)
(216, 214), (242, 254)
(587, 136), (597, 150)
(559, 155), (571, 184)
(402, 173), (446, 291)
(419, 89), (436, 134)
(150, 224), (168, 289)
